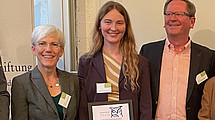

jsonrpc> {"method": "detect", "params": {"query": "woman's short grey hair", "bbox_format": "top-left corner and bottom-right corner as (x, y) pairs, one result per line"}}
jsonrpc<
(31, 24), (65, 48)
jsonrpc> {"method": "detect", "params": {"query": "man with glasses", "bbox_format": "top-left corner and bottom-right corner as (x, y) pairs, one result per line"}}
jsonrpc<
(139, 0), (215, 119)
(0, 55), (9, 120)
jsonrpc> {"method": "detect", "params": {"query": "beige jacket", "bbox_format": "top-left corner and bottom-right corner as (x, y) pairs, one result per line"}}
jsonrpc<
(199, 76), (215, 120)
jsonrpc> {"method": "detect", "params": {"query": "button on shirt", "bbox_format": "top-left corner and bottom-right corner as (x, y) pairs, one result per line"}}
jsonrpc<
(155, 39), (191, 120)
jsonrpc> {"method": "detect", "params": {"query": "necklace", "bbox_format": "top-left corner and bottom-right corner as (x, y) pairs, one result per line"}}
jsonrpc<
(49, 81), (60, 88)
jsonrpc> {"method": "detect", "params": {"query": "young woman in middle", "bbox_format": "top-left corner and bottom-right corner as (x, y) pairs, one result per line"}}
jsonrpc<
(78, 1), (152, 120)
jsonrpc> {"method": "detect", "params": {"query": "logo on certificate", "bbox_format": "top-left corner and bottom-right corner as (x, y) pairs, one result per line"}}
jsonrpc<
(110, 106), (123, 118)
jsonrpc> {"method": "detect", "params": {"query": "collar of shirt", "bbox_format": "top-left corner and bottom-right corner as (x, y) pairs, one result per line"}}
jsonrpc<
(165, 38), (191, 54)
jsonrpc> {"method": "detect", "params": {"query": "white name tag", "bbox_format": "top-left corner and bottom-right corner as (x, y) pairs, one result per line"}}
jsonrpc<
(96, 83), (112, 93)
(58, 92), (71, 108)
(196, 71), (208, 85)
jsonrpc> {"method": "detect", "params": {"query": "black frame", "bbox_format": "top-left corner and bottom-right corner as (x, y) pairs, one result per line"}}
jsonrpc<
(88, 100), (134, 120)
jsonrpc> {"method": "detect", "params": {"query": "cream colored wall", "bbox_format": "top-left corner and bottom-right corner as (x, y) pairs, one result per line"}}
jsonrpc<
(0, 0), (34, 90)
(76, 0), (99, 58)
(76, 0), (215, 58)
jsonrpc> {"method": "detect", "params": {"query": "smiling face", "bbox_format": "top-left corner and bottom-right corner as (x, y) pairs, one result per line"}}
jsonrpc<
(164, 0), (195, 37)
(32, 35), (64, 70)
(100, 8), (126, 46)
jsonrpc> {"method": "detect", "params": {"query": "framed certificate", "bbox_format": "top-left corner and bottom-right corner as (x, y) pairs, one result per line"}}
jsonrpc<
(88, 100), (133, 120)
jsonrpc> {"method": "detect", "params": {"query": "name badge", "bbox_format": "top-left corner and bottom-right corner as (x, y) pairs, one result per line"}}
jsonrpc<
(96, 83), (112, 93)
(58, 92), (71, 108)
(196, 71), (208, 85)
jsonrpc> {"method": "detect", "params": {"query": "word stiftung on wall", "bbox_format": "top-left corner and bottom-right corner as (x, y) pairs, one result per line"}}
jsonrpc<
(3, 61), (32, 72)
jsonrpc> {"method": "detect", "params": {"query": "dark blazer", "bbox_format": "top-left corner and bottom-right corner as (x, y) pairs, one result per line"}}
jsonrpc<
(78, 50), (152, 120)
(11, 66), (79, 120)
(139, 39), (215, 120)
(0, 56), (9, 120)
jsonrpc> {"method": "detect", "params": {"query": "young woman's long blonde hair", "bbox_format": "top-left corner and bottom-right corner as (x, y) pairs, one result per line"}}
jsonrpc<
(86, 1), (139, 92)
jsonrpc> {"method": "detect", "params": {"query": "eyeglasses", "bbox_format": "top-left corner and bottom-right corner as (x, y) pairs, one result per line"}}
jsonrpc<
(164, 11), (191, 17)
(36, 42), (61, 49)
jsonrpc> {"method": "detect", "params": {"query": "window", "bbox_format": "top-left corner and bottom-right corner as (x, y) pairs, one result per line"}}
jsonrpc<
(34, 0), (49, 27)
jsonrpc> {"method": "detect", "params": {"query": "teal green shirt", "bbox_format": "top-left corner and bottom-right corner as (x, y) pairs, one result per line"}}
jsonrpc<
(52, 93), (63, 120)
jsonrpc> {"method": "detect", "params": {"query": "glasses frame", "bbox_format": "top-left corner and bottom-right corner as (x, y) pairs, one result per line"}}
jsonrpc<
(35, 41), (61, 49)
(164, 11), (192, 17)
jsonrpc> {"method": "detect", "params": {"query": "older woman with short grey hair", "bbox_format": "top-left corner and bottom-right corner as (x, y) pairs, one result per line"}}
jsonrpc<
(12, 24), (79, 120)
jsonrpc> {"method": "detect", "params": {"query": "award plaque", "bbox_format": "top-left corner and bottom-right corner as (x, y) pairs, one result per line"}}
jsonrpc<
(88, 100), (133, 120)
